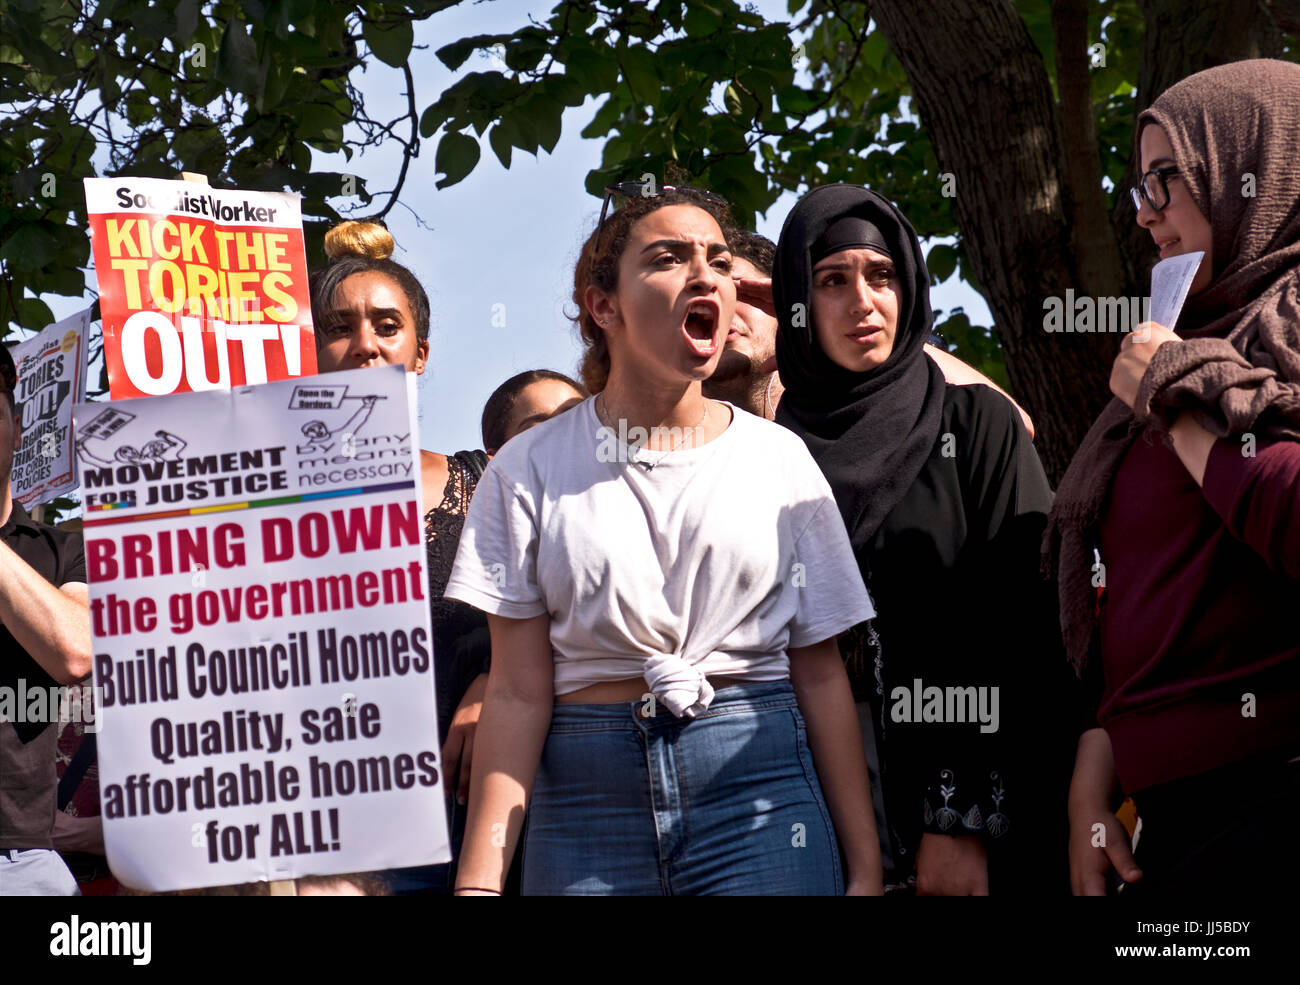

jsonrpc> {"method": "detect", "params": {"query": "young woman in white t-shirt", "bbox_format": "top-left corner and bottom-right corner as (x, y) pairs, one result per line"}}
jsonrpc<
(445, 187), (882, 895)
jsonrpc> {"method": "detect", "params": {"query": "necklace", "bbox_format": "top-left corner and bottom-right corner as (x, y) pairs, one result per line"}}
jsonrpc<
(762, 373), (777, 419)
(596, 392), (710, 470)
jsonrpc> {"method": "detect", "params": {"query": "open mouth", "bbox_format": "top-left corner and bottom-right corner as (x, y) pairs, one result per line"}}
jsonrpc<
(683, 301), (720, 355)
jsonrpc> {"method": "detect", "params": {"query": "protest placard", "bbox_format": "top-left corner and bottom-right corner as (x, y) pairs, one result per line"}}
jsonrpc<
(10, 307), (90, 506)
(74, 364), (447, 891)
(84, 176), (317, 401)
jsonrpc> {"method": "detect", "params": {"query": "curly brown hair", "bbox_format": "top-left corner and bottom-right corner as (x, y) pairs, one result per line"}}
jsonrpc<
(572, 188), (732, 393)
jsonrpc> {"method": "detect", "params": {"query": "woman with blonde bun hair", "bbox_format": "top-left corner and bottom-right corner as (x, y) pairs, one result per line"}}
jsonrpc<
(323, 219), (397, 260)
(309, 218), (492, 895)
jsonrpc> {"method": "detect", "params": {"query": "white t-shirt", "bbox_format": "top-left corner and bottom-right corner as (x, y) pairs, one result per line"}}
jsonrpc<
(444, 398), (874, 716)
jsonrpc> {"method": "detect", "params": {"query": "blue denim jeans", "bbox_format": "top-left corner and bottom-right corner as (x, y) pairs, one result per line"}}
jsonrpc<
(522, 680), (843, 896)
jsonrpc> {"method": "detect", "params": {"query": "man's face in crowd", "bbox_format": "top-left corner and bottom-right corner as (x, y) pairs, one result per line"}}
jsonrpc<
(710, 256), (778, 383)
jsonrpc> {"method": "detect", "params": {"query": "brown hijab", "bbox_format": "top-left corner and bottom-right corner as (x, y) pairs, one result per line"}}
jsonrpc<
(1045, 58), (1300, 675)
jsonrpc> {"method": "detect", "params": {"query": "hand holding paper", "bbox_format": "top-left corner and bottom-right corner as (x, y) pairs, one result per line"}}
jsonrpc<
(1109, 252), (1203, 409)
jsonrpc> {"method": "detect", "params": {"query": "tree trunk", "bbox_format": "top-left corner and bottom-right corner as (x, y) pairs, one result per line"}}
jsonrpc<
(1113, 0), (1285, 294)
(872, 0), (1288, 482)
(872, 0), (1116, 483)
(1052, 0), (1126, 300)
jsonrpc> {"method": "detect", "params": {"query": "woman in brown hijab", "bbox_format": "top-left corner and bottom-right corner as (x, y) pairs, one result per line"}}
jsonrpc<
(1048, 60), (1300, 895)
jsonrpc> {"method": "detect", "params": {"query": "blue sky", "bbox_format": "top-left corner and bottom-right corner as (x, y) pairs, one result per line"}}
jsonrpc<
(52, 0), (992, 455)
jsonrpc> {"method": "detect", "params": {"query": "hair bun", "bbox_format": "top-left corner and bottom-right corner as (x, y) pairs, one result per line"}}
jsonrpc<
(324, 220), (395, 260)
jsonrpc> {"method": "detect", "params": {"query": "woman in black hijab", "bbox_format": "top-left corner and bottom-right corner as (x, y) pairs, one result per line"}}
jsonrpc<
(770, 184), (1076, 895)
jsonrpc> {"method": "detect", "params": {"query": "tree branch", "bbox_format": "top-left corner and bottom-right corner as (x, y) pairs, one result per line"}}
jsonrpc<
(372, 61), (421, 220)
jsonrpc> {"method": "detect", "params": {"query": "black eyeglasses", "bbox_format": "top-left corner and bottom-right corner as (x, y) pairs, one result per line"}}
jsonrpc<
(1131, 166), (1180, 212)
(595, 181), (729, 251)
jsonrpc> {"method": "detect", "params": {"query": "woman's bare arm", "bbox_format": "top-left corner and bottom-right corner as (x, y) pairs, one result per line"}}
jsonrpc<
(454, 612), (553, 895)
(924, 344), (1035, 439)
(788, 637), (884, 895)
(1068, 727), (1142, 895)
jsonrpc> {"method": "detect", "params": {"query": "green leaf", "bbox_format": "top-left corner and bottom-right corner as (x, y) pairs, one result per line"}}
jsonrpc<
(290, 139), (312, 173)
(436, 34), (502, 72)
(434, 131), (480, 189)
(777, 85), (816, 115)
(216, 16), (259, 94)
(724, 83), (742, 115)
(545, 73), (589, 108)
(533, 98), (563, 154)
(683, 4), (724, 36)
(419, 100), (452, 138)
(488, 118), (515, 168)
(862, 31), (888, 72)
(297, 103), (345, 147)
(0, 223), (57, 273)
(581, 95), (627, 139)
(927, 243), (959, 284)
(175, 0), (200, 41)
(364, 17), (413, 68)
(510, 27), (552, 72)
(17, 297), (53, 332)
(620, 44), (659, 101)
(5, 17), (69, 76)
(565, 47), (618, 93)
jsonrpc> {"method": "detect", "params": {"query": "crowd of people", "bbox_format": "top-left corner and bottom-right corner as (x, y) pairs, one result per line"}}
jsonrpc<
(2, 59), (1297, 897)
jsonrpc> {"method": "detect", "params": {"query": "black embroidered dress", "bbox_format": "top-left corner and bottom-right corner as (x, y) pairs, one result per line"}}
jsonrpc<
(840, 386), (1076, 894)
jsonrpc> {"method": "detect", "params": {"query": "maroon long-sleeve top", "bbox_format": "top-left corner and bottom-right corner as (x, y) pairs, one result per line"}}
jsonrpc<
(1098, 428), (1300, 794)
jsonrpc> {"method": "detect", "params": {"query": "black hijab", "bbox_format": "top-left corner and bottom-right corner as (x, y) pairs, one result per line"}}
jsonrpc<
(774, 184), (946, 557)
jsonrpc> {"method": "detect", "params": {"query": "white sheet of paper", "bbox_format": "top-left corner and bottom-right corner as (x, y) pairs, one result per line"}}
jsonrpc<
(1149, 251), (1204, 329)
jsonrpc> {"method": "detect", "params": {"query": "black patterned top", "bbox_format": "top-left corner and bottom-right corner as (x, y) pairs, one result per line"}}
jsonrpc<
(426, 450), (491, 748)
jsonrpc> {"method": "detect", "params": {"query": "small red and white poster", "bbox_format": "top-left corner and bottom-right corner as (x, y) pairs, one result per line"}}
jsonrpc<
(84, 176), (317, 400)
(10, 307), (90, 506)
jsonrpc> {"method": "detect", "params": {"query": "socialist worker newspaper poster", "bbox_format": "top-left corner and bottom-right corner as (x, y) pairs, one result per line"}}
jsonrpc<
(84, 176), (317, 400)
(73, 365), (448, 891)
(10, 306), (90, 506)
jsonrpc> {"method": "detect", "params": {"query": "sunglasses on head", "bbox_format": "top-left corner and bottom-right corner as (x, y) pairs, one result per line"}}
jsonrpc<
(595, 181), (728, 252)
